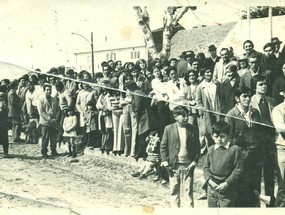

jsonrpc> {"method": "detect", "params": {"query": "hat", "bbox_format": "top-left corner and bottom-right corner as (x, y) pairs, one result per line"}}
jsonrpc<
(271, 37), (282, 44)
(185, 50), (194, 57)
(208, 44), (217, 51)
(180, 51), (186, 58)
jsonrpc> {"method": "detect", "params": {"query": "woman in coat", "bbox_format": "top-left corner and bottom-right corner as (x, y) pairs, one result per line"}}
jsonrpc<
(196, 68), (222, 153)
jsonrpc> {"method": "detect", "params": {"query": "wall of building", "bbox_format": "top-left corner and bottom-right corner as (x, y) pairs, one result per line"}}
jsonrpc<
(75, 46), (148, 73)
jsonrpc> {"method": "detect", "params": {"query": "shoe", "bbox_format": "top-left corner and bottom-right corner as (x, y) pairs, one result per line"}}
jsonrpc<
(153, 176), (160, 181)
(161, 179), (168, 185)
(3, 153), (9, 158)
(100, 148), (105, 154)
(138, 174), (146, 179)
(51, 151), (59, 156)
(42, 154), (48, 158)
(197, 192), (207, 200)
(131, 172), (140, 177)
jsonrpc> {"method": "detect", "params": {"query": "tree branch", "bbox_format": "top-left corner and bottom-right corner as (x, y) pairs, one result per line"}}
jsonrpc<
(133, 6), (158, 58)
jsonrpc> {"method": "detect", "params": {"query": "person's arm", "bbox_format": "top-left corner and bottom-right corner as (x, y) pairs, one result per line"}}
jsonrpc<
(160, 126), (169, 167)
(224, 146), (243, 186)
(37, 98), (50, 122)
(272, 106), (285, 133)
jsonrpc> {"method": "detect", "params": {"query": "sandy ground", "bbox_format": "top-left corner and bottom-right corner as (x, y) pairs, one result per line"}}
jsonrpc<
(0, 138), (208, 215)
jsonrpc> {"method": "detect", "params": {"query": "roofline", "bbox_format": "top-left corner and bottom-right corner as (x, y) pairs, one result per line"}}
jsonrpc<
(73, 44), (146, 55)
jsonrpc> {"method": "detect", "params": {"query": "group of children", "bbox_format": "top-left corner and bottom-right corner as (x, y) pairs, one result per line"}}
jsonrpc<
(131, 105), (266, 208)
(62, 101), (98, 158)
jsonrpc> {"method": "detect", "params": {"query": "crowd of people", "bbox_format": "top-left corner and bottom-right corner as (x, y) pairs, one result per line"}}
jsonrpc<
(1, 36), (285, 208)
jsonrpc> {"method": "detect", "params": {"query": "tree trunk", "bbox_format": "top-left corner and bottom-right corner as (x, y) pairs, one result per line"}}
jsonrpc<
(134, 6), (190, 61)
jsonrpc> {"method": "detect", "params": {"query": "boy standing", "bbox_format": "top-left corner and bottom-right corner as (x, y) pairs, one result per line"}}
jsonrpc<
(203, 121), (243, 207)
(160, 105), (200, 208)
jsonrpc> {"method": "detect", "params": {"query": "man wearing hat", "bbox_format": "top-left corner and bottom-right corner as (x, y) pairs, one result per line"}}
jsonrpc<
(206, 44), (220, 72)
(271, 37), (283, 59)
(272, 84), (285, 207)
(177, 51), (188, 78)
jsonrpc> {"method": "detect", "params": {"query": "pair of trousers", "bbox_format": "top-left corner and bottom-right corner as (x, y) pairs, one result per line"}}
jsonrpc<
(41, 126), (57, 155)
(207, 182), (238, 207)
(0, 130), (9, 154)
(276, 145), (285, 207)
(10, 117), (21, 141)
(169, 163), (194, 208)
(122, 104), (132, 156)
(112, 110), (124, 152)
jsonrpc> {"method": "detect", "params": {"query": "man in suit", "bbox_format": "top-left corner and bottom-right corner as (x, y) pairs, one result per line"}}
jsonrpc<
(250, 75), (277, 206)
(176, 51), (188, 78)
(213, 48), (233, 83)
(206, 44), (220, 72)
(239, 53), (267, 92)
(160, 105), (200, 208)
(37, 83), (60, 158)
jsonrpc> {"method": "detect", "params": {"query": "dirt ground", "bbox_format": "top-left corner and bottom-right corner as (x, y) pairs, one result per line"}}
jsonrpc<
(0, 138), (208, 215)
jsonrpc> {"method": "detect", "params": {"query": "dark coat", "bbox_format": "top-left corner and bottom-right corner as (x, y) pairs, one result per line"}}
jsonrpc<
(160, 123), (200, 168)
(220, 76), (240, 114)
(225, 106), (261, 143)
(131, 89), (153, 135)
(7, 89), (21, 118)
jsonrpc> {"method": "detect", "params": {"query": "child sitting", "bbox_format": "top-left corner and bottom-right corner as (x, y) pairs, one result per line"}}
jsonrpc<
(131, 131), (161, 179)
(63, 107), (78, 158)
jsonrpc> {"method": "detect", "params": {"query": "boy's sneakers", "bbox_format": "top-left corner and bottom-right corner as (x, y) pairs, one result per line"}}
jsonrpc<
(131, 172), (140, 177)
(153, 176), (160, 181)
(161, 179), (168, 185)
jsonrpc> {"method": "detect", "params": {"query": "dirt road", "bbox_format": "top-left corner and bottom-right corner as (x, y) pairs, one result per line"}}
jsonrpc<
(0, 141), (208, 214)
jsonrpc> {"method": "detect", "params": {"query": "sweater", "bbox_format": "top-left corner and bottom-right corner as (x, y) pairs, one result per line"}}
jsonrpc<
(203, 143), (243, 186)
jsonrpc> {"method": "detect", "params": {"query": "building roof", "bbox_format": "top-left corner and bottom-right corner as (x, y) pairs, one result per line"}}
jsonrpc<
(170, 22), (237, 58)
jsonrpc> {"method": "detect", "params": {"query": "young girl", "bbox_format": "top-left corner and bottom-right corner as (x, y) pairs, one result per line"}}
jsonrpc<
(84, 100), (99, 150)
(131, 131), (161, 179)
(63, 107), (78, 158)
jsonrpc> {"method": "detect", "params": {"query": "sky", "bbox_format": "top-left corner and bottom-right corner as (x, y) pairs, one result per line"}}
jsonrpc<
(0, 0), (283, 72)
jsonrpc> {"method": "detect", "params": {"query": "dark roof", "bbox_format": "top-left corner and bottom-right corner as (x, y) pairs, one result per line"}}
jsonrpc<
(170, 22), (237, 58)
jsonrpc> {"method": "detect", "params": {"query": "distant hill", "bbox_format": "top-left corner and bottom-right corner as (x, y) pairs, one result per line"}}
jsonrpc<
(0, 61), (33, 80)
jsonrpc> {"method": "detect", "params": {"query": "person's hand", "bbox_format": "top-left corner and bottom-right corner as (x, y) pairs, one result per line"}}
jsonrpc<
(161, 161), (169, 167)
(215, 182), (229, 193)
(186, 162), (196, 177)
(208, 179), (218, 189)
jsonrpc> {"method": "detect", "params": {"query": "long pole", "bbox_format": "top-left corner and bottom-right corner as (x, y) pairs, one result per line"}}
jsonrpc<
(247, 6), (251, 39)
(91, 32), (94, 78)
(71, 32), (95, 78)
(269, 6), (273, 40)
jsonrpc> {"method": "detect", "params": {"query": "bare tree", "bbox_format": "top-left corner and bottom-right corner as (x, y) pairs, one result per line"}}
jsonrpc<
(134, 6), (195, 60)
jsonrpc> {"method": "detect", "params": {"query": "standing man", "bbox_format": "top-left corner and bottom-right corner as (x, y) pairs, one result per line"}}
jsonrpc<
(250, 75), (277, 205)
(206, 44), (220, 72)
(213, 48), (233, 83)
(272, 84), (285, 207)
(176, 51), (188, 78)
(8, 80), (23, 143)
(160, 105), (200, 208)
(239, 53), (267, 91)
(37, 83), (60, 158)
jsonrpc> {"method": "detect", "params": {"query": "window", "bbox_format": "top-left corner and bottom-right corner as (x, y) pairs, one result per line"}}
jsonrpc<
(130, 50), (140, 59)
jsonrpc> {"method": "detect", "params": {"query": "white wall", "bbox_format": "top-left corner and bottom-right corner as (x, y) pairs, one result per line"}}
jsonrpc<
(75, 46), (148, 73)
(219, 16), (285, 56)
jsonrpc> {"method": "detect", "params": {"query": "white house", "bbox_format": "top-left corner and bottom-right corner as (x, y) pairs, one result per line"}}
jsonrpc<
(74, 38), (148, 72)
